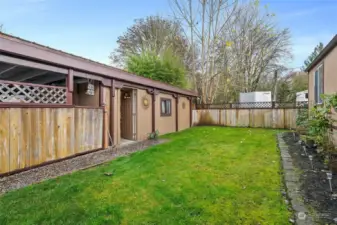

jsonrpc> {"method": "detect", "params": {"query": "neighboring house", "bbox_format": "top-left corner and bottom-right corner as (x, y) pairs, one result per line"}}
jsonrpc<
(239, 91), (272, 108)
(0, 32), (197, 175)
(296, 90), (308, 102)
(305, 34), (337, 145)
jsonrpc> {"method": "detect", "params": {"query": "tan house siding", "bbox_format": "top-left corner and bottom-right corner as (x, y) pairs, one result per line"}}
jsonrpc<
(178, 96), (191, 131)
(308, 45), (337, 145)
(73, 80), (100, 107)
(155, 93), (176, 135)
(309, 45), (337, 104)
(137, 89), (152, 141)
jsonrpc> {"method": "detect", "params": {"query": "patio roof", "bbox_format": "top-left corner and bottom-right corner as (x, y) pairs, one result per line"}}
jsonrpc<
(0, 32), (197, 97)
(0, 61), (65, 85)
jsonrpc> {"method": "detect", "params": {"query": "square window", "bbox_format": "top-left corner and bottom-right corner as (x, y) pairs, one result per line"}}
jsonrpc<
(161, 98), (171, 116)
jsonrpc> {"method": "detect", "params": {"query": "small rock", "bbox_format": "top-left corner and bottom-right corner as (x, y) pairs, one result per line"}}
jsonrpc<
(333, 217), (337, 223)
(289, 218), (295, 223)
(284, 199), (289, 204)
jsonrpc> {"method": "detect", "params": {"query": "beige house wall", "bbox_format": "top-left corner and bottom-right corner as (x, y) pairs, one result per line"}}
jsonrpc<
(73, 80), (100, 107)
(308, 45), (337, 145)
(112, 89), (192, 145)
(155, 93), (176, 135)
(137, 89), (152, 141)
(178, 96), (190, 131)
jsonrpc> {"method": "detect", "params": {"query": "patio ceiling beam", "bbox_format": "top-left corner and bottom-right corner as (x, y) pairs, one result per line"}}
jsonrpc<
(33, 74), (65, 84)
(57, 78), (87, 86)
(0, 54), (68, 74)
(9, 70), (48, 82)
(0, 65), (18, 76)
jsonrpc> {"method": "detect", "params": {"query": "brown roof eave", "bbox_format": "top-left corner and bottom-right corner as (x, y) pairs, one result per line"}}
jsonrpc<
(305, 34), (337, 72)
(0, 32), (198, 97)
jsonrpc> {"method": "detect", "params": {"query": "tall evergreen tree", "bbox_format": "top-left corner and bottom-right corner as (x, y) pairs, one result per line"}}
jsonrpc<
(302, 42), (324, 71)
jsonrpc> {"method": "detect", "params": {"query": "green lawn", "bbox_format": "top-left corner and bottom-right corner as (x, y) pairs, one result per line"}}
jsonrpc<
(0, 127), (289, 225)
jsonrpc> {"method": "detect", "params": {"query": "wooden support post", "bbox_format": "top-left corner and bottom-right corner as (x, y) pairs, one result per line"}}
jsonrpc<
(174, 95), (179, 131)
(146, 88), (159, 133)
(189, 97), (192, 127)
(66, 69), (73, 104)
(110, 80), (115, 146)
(152, 91), (156, 132)
(100, 83), (108, 148)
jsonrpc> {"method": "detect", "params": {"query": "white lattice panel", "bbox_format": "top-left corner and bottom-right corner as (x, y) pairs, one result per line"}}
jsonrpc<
(0, 81), (66, 104)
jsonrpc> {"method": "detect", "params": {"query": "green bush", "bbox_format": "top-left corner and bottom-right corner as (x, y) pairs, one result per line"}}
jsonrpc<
(126, 49), (187, 88)
(307, 93), (337, 150)
(148, 130), (160, 140)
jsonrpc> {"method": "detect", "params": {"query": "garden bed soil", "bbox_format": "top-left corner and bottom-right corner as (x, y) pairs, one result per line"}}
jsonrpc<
(283, 132), (337, 224)
(0, 139), (166, 194)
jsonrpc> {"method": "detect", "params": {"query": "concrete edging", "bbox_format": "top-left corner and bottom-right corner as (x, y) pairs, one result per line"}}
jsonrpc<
(277, 133), (314, 225)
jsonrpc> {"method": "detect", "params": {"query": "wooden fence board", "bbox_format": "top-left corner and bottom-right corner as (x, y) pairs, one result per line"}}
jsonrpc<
(237, 109), (250, 127)
(0, 108), (10, 173)
(9, 108), (21, 171)
(193, 108), (298, 129)
(21, 108), (31, 167)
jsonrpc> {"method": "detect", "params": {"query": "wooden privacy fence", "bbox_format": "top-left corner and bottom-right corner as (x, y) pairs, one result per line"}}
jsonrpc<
(192, 108), (299, 129)
(0, 107), (103, 174)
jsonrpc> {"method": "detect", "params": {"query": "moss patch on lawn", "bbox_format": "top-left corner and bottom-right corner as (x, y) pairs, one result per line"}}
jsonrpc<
(0, 127), (290, 225)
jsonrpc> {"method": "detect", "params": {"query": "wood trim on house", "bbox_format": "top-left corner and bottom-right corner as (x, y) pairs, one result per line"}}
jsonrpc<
(305, 34), (337, 72)
(99, 83), (107, 148)
(110, 80), (115, 145)
(173, 95), (179, 131)
(189, 97), (192, 127)
(73, 71), (111, 87)
(146, 88), (159, 132)
(0, 103), (103, 108)
(0, 53), (68, 74)
(66, 69), (74, 104)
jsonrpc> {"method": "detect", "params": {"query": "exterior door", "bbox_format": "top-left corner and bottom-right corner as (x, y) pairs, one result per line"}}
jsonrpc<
(120, 90), (134, 140)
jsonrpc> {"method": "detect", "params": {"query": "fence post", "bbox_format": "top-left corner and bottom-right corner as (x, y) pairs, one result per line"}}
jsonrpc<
(272, 101), (275, 109)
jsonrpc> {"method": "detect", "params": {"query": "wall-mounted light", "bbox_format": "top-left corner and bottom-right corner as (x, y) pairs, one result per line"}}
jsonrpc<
(124, 92), (131, 99)
(85, 80), (95, 96)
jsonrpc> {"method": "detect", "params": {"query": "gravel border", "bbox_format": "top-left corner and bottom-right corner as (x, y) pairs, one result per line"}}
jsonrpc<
(0, 139), (167, 194)
(277, 133), (314, 225)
